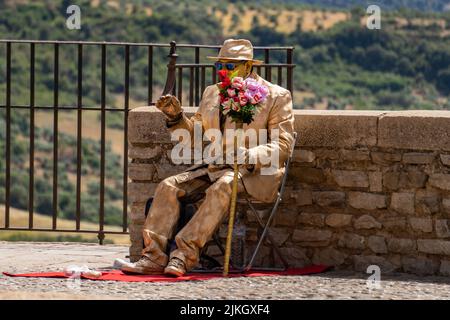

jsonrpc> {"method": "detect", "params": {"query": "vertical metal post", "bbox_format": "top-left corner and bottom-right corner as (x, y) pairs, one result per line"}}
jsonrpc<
(177, 67), (183, 104)
(5, 42), (11, 228)
(52, 43), (59, 230)
(287, 48), (293, 93)
(123, 45), (130, 233)
(189, 67), (194, 106)
(194, 47), (200, 106)
(76, 44), (83, 231)
(28, 43), (35, 229)
(98, 44), (106, 244)
(147, 46), (153, 105)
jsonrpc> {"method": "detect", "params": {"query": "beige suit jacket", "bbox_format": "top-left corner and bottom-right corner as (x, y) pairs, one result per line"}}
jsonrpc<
(168, 70), (295, 203)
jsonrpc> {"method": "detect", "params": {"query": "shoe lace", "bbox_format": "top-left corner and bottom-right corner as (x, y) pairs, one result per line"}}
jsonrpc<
(169, 258), (185, 269)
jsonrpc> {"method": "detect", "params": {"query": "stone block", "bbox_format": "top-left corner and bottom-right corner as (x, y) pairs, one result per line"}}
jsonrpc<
(415, 190), (440, 215)
(440, 260), (450, 276)
(293, 149), (316, 163)
(313, 191), (346, 207)
(348, 192), (386, 210)
(401, 256), (439, 275)
(278, 247), (311, 268)
(354, 215), (382, 230)
(370, 152), (401, 166)
(440, 154), (450, 166)
(332, 170), (369, 188)
(428, 174), (450, 191)
(409, 217), (433, 233)
(128, 163), (155, 181)
(390, 192), (415, 215)
(369, 171), (383, 192)
(129, 202), (146, 221)
(368, 236), (388, 254)
(128, 145), (162, 160)
(444, 198), (450, 214)
(297, 213), (325, 227)
(402, 152), (435, 164)
(291, 190), (313, 206)
(312, 248), (347, 266)
(292, 229), (332, 242)
(382, 217), (407, 231)
(417, 239), (450, 255)
(435, 220), (450, 238)
(353, 255), (396, 273)
(289, 167), (325, 184)
(377, 111), (450, 151)
(338, 233), (365, 249)
(341, 149), (370, 161)
(128, 182), (158, 203)
(294, 110), (381, 148)
(387, 238), (416, 254)
(325, 214), (353, 228)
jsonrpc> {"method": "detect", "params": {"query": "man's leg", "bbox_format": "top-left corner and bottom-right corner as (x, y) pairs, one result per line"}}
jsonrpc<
(142, 175), (210, 266)
(169, 172), (244, 271)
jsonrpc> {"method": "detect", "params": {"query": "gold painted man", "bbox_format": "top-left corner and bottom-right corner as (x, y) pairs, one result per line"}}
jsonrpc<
(122, 39), (295, 277)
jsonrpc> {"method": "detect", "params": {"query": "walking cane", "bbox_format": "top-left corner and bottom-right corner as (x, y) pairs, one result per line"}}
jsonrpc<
(223, 121), (244, 277)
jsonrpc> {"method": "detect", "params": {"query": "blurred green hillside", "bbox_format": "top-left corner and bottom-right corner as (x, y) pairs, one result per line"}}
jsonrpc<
(0, 0), (449, 235)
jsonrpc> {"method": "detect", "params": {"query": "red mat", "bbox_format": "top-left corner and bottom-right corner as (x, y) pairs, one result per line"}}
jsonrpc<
(3, 265), (330, 282)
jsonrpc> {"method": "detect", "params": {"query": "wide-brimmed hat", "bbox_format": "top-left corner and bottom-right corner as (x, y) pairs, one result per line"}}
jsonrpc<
(207, 39), (263, 65)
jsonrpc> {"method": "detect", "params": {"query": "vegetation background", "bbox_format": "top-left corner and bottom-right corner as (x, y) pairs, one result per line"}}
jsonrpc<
(0, 0), (449, 243)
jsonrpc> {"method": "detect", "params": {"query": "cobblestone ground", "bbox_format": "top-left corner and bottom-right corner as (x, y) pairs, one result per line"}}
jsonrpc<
(1, 242), (449, 300)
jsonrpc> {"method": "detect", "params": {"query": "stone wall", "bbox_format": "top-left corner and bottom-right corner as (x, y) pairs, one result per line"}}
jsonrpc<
(128, 107), (450, 276)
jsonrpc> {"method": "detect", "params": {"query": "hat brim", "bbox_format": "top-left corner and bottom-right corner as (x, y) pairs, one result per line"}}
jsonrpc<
(206, 56), (263, 65)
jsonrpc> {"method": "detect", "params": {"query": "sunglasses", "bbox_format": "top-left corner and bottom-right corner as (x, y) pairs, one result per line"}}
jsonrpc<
(214, 61), (245, 71)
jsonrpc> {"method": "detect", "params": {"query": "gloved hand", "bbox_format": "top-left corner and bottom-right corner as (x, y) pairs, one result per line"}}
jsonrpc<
(156, 94), (182, 120)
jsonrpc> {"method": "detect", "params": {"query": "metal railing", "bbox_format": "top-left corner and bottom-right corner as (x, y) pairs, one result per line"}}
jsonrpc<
(0, 39), (295, 243)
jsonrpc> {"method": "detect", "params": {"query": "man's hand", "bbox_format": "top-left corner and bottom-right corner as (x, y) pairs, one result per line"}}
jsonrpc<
(156, 94), (182, 119)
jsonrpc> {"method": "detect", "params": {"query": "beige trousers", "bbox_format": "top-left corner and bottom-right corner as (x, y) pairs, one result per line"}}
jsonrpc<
(142, 169), (244, 271)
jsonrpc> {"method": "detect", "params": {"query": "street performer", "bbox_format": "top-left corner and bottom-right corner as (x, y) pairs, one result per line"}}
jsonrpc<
(122, 38), (294, 277)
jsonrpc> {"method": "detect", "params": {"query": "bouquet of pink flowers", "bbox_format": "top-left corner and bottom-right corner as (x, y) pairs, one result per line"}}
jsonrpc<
(216, 69), (268, 124)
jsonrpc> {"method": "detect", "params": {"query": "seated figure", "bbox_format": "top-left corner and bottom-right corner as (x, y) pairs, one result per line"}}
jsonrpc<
(122, 38), (295, 277)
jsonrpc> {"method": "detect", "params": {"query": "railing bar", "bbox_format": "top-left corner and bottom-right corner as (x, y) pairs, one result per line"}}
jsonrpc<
(76, 44), (83, 231)
(5, 42), (11, 228)
(28, 43), (35, 229)
(0, 40), (295, 50)
(175, 63), (294, 67)
(265, 49), (272, 82)
(0, 105), (134, 111)
(212, 65), (217, 83)
(195, 47), (200, 106)
(287, 48), (294, 93)
(52, 43), (59, 230)
(200, 66), (206, 96)
(189, 67), (194, 106)
(0, 227), (128, 235)
(147, 46), (153, 105)
(99, 44), (106, 244)
(123, 45), (130, 233)
(177, 67), (183, 104)
(277, 66), (282, 86)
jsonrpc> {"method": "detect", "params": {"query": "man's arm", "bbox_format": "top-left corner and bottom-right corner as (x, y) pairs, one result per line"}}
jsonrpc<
(246, 89), (295, 171)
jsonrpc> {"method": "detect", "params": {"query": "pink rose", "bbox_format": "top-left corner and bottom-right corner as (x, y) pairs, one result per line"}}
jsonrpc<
(227, 88), (236, 97)
(231, 77), (245, 90)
